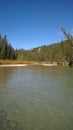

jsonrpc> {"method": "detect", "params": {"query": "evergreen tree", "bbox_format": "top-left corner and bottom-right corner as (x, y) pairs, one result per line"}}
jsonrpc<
(0, 34), (16, 60)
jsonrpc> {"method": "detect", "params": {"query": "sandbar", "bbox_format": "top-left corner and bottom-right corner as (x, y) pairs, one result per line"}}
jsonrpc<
(0, 64), (27, 67)
(41, 63), (57, 66)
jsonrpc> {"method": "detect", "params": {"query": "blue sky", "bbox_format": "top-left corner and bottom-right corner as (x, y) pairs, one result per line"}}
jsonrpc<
(0, 0), (73, 50)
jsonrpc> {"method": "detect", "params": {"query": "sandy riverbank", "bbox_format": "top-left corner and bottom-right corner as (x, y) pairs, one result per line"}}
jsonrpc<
(41, 63), (57, 66)
(0, 63), (58, 67)
(0, 64), (27, 67)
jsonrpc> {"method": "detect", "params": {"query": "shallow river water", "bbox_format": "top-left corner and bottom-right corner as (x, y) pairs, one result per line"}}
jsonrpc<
(0, 66), (73, 130)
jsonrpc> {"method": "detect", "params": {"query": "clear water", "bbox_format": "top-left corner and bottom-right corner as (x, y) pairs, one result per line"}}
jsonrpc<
(0, 66), (73, 130)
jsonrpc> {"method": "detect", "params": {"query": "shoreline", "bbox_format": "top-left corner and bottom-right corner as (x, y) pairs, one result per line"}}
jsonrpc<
(41, 63), (57, 66)
(0, 63), (58, 67)
(0, 60), (70, 67)
(0, 64), (27, 67)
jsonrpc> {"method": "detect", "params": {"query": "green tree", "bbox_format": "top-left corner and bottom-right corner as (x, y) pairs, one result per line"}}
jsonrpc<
(61, 28), (73, 66)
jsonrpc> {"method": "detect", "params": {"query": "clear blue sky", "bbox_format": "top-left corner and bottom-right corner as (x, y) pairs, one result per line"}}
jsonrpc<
(0, 0), (73, 50)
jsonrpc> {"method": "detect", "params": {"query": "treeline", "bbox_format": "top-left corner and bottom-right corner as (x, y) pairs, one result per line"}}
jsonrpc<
(0, 34), (16, 59)
(17, 40), (72, 64)
(17, 28), (73, 66)
(0, 29), (73, 66)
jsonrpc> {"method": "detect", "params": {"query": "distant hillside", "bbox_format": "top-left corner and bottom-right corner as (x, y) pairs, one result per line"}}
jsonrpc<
(17, 39), (72, 66)
(0, 30), (73, 66)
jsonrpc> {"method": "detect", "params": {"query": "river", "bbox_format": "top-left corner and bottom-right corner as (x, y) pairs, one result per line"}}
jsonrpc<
(0, 66), (73, 130)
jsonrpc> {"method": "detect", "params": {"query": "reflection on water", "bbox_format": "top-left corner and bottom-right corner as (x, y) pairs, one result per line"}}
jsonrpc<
(0, 66), (73, 130)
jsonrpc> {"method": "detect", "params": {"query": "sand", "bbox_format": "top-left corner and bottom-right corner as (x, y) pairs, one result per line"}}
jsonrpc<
(0, 63), (58, 67)
(41, 63), (57, 66)
(0, 64), (27, 67)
